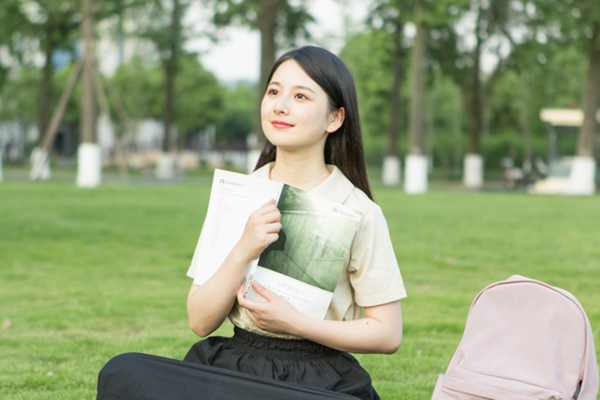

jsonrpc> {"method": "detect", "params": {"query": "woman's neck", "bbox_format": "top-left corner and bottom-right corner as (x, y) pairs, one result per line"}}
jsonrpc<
(269, 153), (331, 191)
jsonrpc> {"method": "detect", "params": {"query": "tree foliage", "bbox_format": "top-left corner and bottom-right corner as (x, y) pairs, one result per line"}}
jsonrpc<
(355, 0), (467, 160)
(0, 66), (39, 122)
(366, 0), (409, 158)
(204, 0), (313, 139)
(216, 82), (256, 148)
(109, 56), (163, 121)
(133, 0), (190, 151)
(527, 0), (600, 158)
(208, 0), (312, 48)
(429, 0), (522, 154)
(109, 53), (223, 144)
(0, 0), (28, 91)
(0, 0), (141, 148)
(2, 0), (599, 170)
(340, 30), (398, 161)
(173, 54), (223, 137)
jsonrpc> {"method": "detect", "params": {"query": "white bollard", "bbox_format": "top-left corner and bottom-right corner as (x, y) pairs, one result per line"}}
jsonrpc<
(155, 152), (175, 180)
(563, 156), (596, 195)
(404, 154), (428, 194)
(76, 143), (102, 188)
(29, 147), (52, 180)
(463, 153), (484, 188)
(382, 155), (401, 186)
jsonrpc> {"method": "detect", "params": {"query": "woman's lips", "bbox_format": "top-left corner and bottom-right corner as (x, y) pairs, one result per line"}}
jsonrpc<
(272, 120), (293, 128)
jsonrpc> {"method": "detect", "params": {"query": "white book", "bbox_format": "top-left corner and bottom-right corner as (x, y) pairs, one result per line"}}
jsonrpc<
(195, 169), (361, 320)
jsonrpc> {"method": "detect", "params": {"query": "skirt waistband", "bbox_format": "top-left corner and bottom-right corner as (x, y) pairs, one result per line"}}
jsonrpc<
(231, 327), (340, 359)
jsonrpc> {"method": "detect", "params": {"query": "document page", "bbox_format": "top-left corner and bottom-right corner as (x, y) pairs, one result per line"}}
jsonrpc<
(193, 169), (283, 285)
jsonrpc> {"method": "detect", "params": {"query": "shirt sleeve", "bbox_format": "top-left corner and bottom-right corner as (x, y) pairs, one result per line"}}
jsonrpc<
(348, 203), (407, 307)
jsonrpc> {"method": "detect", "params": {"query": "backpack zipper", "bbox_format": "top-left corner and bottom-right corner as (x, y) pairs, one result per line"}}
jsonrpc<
(572, 379), (582, 399)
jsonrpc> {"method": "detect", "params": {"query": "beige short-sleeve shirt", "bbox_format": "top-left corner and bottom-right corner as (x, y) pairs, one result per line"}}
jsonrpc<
(187, 163), (407, 338)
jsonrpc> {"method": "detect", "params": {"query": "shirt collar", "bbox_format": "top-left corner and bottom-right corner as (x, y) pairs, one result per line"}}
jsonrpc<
(252, 162), (354, 204)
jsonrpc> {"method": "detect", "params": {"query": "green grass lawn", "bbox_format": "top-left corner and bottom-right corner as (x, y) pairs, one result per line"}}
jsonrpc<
(1, 174), (599, 399)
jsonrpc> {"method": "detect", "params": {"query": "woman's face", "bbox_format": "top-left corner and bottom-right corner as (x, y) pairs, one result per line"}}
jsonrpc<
(261, 60), (343, 156)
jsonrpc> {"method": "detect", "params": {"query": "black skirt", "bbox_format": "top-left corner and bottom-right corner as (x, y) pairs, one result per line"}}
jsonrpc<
(97, 327), (380, 400)
(183, 327), (380, 400)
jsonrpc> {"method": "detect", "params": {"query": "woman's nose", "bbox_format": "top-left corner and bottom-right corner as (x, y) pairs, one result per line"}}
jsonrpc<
(273, 95), (289, 114)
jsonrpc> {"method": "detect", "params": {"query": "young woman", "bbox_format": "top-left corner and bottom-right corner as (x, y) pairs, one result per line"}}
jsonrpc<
(97, 46), (406, 400)
(184, 46), (406, 399)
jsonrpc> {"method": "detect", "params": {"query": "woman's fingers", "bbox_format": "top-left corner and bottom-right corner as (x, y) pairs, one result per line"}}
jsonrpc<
(236, 200), (282, 260)
(249, 201), (281, 235)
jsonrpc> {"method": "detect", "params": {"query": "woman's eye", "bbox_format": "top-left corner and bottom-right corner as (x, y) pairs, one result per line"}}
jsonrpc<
(268, 89), (278, 95)
(295, 93), (307, 99)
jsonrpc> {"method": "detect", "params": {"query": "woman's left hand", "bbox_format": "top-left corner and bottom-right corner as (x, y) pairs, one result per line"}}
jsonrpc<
(237, 281), (303, 334)
(238, 281), (403, 353)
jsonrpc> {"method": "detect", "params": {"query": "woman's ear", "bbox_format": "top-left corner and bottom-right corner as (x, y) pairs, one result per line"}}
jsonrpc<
(326, 107), (345, 133)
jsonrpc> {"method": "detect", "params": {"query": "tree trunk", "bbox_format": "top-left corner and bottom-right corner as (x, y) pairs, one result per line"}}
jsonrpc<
(481, 64), (502, 138)
(80, 0), (96, 144)
(383, 19), (404, 187)
(253, 0), (285, 144)
(38, 27), (54, 146)
(162, 0), (181, 153)
(407, 2), (427, 155)
(453, 101), (463, 176)
(577, 22), (600, 158)
(563, 25), (599, 195)
(387, 19), (404, 157)
(461, 89), (479, 153)
(404, 1), (430, 193)
(521, 69), (532, 172)
(466, 3), (483, 155)
(77, 0), (101, 188)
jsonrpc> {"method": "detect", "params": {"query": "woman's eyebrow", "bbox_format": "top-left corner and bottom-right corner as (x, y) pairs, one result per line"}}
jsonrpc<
(268, 81), (316, 93)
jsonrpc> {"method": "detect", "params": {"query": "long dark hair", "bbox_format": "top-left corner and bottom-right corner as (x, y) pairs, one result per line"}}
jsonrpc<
(254, 46), (373, 201)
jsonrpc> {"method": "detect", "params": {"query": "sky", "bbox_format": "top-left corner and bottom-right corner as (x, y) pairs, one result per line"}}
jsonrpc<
(186, 0), (370, 83)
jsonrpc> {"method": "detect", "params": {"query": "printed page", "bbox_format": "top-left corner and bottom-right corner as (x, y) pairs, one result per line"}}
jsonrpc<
(193, 169), (283, 285)
(246, 266), (334, 320)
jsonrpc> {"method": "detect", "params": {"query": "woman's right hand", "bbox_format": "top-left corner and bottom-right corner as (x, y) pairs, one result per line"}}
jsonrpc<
(235, 199), (281, 261)
(187, 199), (281, 338)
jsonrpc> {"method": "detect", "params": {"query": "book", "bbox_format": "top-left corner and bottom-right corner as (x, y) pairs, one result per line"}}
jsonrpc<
(194, 168), (361, 320)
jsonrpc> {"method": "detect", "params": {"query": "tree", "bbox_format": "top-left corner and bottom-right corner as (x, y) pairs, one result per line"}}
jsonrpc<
(529, 0), (600, 194)
(0, 66), (39, 122)
(340, 30), (397, 162)
(206, 0), (313, 143)
(164, 0), (182, 153)
(4, 0), (139, 178)
(110, 56), (162, 121)
(216, 83), (256, 148)
(407, 0), (427, 157)
(109, 54), (223, 151)
(404, 0), (432, 193)
(425, 70), (463, 175)
(133, 0), (195, 178)
(0, 0), (29, 92)
(366, 0), (408, 186)
(173, 54), (223, 145)
(431, 0), (520, 187)
(137, 0), (190, 153)
(16, 1), (80, 142)
(366, 0), (466, 191)
(0, 66), (40, 162)
(14, 0), (127, 142)
(541, 46), (587, 109)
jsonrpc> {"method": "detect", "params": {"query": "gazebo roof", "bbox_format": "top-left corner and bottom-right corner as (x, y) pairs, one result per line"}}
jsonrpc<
(539, 108), (600, 127)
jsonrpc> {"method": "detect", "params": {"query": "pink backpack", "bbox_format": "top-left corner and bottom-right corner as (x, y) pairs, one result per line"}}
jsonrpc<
(431, 275), (599, 400)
